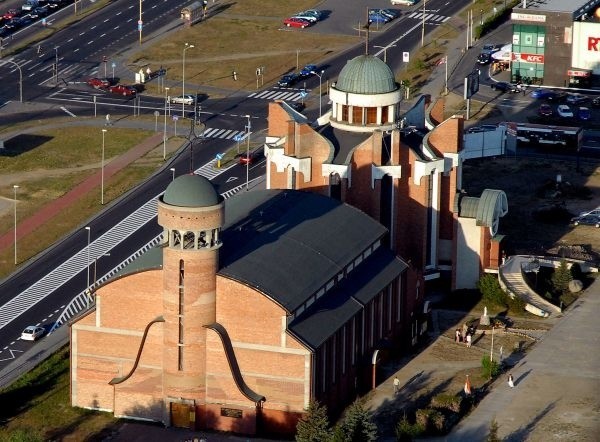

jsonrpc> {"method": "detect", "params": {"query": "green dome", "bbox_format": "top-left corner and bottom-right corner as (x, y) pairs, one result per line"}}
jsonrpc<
(163, 174), (220, 207)
(335, 55), (397, 94)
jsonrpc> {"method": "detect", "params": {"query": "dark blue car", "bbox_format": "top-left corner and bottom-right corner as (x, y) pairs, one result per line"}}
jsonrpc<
(530, 89), (556, 99)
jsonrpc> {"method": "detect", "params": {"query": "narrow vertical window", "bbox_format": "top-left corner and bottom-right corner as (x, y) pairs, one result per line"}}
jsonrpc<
(342, 325), (346, 375)
(387, 285), (392, 331)
(178, 259), (184, 371)
(332, 335), (336, 384)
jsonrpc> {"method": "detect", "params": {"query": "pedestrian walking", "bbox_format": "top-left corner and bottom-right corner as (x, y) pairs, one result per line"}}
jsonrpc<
(508, 373), (514, 388)
(455, 329), (462, 343)
(393, 376), (400, 394)
(466, 333), (472, 348)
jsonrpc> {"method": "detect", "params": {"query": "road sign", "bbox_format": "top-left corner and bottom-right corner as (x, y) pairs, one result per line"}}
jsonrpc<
(138, 20), (143, 25)
(138, 24), (143, 31)
(172, 115), (179, 121)
(234, 133), (244, 142)
(215, 153), (224, 160)
(300, 91), (308, 98)
(111, 62), (116, 68)
(402, 52), (409, 63)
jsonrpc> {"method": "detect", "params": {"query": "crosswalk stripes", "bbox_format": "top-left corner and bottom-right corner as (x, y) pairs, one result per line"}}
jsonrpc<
(248, 88), (309, 102)
(200, 127), (246, 141)
(407, 12), (450, 23)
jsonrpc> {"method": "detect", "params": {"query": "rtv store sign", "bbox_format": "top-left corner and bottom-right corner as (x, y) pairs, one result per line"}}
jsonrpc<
(572, 21), (600, 74)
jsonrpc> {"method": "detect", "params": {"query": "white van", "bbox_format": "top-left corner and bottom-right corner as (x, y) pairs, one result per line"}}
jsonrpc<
(391, 0), (417, 5)
(22, 0), (39, 11)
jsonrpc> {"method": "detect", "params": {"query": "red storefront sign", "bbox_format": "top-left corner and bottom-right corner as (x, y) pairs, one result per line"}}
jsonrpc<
(567, 69), (591, 77)
(511, 53), (545, 63)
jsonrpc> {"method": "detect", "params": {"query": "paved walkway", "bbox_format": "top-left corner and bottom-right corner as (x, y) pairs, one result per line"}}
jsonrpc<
(420, 278), (600, 441)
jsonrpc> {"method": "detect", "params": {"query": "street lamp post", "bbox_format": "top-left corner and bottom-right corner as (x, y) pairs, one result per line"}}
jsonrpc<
(182, 43), (195, 116)
(5, 60), (23, 103)
(85, 226), (91, 288)
(13, 185), (19, 265)
(170, 167), (176, 181)
(93, 253), (111, 289)
(101, 129), (107, 205)
(245, 114), (251, 191)
(310, 70), (325, 117)
(163, 87), (170, 159)
(54, 47), (58, 84)
(421, 0), (426, 47)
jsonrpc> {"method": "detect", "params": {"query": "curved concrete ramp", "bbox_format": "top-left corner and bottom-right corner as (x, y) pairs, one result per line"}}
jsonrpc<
(498, 255), (562, 317)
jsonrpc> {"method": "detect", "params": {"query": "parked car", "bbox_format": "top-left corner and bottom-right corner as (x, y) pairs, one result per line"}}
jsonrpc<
(571, 214), (600, 228)
(283, 17), (312, 28)
(566, 93), (588, 105)
(546, 91), (567, 102)
(370, 8), (398, 20)
(368, 12), (390, 24)
(466, 124), (497, 133)
(481, 43), (501, 54)
(390, 0), (417, 5)
(288, 102), (305, 112)
(170, 94), (195, 105)
(530, 88), (556, 99)
(477, 52), (491, 65)
(277, 73), (298, 87)
(29, 5), (49, 18)
(556, 104), (574, 118)
(108, 84), (137, 96)
(578, 106), (591, 121)
(299, 64), (318, 78)
(298, 9), (323, 21)
(291, 12), (317, 23)
(538, 103), (553, 117)
(490, 81), (518, 93)
(3, 8), (22, 19)
(21, 325), (45, 341)
(86, 77), (110, 89)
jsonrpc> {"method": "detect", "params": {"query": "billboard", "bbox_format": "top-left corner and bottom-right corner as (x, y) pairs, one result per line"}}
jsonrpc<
(571, 21), (600, 74)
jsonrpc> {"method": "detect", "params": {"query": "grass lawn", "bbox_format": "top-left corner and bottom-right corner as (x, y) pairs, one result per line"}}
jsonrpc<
(0, 347), (118, 442)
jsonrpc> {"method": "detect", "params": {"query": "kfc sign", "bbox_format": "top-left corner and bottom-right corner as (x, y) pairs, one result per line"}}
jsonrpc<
(511, 53), (545, 63)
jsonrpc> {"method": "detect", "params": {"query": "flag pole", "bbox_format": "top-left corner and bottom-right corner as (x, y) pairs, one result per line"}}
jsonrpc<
(445, 55), (448, 94)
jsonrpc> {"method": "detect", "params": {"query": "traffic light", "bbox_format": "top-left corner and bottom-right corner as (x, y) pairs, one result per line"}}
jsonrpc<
(232, 71), (237, 81)
(103, 56), (107, 63)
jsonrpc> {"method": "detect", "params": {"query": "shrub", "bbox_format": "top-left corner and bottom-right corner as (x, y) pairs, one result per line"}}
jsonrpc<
(481, 355), (500, 379)
(430, 394), (461, 413)
(505, 293), (526, 313)
(395, 416), (425, 442)
(477, 274), (505, 306)
(415, 408), (445, 433)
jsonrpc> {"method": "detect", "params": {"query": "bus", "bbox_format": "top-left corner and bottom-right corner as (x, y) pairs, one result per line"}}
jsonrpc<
(503, 122), (583, 149)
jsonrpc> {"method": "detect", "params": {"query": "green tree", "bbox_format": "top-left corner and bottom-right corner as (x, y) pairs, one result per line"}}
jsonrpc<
(487, 418), (501, 442)
(481, 355), (500, 380)
(332, 400), (378, 442)
(296, 401), (333, 442)
(477, 274), (505, 306)
(551, 259), (573, 295)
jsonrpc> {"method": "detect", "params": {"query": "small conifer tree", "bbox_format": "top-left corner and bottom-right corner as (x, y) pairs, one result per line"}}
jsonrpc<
(551, 259), (573, 295)
(296, 401), (333, 442)
(332, 400), (378, 442)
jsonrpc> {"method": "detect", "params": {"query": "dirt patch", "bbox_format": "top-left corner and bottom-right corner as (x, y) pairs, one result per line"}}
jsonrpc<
(462, 157), (600, 256)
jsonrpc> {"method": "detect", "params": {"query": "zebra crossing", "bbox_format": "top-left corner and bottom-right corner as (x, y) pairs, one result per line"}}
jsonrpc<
(406, 11), (450, 24)
(247, 87), (309, 102)
(200, 127), (246, 142)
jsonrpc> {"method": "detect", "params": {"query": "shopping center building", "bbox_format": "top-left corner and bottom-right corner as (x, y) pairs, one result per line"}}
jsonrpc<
(510, 0), (600, 87)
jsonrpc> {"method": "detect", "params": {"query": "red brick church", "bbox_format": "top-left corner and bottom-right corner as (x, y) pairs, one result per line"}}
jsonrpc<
(70, 54), (507, 437)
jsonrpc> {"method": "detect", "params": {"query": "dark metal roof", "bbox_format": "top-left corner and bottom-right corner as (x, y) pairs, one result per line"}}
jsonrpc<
(288, 248), (407, 349)
(218, 190), (388, 312)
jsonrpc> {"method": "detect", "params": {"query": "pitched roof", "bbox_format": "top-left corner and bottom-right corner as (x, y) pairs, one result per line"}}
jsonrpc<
(218, 190), (388, 312)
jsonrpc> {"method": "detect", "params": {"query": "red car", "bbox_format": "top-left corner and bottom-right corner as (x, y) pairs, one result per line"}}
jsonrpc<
(283, 17), (312, 28)
(3, 9), (22, 19)
(537, 103), (553, 117)
(86, 78), (110, 89)
(239, 148), (264, 165)
(108, 84), (137, 96)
